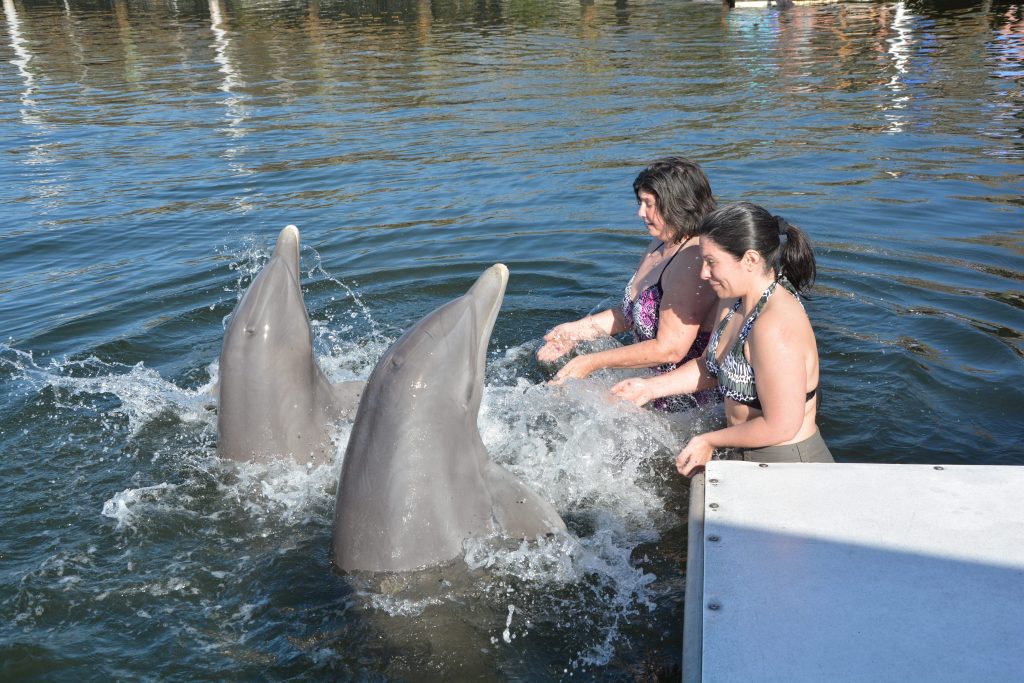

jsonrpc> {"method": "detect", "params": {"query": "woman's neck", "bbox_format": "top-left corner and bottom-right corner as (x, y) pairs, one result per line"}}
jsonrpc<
(739, 272), (777, 315)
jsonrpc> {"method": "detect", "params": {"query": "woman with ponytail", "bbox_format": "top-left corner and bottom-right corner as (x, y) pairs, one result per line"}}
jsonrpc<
(612, 202), (833, 475)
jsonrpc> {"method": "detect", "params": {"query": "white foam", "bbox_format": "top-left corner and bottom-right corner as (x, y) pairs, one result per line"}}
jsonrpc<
(364, 591), (444, 618)
(2, 347), (216, 436)
(502, 604), (515, 643)
(101, 482), (179, 530)
(464, 534), (581, 584)
(474, 365), (703, 666)
(226, 453), (343, 527)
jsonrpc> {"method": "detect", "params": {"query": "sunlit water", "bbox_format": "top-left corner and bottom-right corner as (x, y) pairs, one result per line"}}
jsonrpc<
(1, 0), (1022, 679)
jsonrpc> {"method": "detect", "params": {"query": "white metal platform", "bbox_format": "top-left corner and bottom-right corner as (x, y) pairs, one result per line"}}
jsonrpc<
(683, 461), (1024, 682)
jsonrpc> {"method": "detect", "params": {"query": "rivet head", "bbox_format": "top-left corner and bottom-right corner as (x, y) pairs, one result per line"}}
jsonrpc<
(708, 503), (719, 510)
(934, 466), (944, 471)
(759, 463), (768, 468)
(709, 478), (719, 484)
(708, 535), (720, 542)
(707, 602), (720, 611)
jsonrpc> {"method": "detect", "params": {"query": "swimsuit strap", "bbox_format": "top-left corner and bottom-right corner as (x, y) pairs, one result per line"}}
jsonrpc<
(736, 279), (776, 345)
(624, 241), (664, 294)
(654, 236), (692, 290)
(626, 237), (692, 299)
(722, 276), (795, 382)
(736, 276), (799, 344)
(707, 277), (796, 381)
(622, 237), (698, 345)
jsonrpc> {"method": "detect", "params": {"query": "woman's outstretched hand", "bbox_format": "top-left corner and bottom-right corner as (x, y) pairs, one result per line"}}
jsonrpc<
(610, 377), (654, 407)
(537, 324), (580, 362)
(676, 435), (714, 477)
(549, 354), (595, 385)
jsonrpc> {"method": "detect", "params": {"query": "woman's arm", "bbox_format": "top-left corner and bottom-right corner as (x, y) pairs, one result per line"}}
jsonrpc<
(676, 306), (810, 476)
(552, 246), (715, 381)
(536, 307), (628, 362)
(611, 355), (718, 405)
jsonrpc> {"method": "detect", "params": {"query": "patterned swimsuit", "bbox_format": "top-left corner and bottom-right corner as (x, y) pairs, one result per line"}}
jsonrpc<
(622, 242), (712, 411)
(704, 277), (817, 410)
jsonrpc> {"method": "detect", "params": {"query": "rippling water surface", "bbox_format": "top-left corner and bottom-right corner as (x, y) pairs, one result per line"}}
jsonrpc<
(1, 0), (1022, 679)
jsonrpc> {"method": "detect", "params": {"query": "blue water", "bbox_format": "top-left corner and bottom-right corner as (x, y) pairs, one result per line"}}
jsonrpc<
(2, 0), (1022, 679)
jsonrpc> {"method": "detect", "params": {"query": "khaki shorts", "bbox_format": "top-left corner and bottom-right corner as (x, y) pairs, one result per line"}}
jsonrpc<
(740, 429), (834, 464)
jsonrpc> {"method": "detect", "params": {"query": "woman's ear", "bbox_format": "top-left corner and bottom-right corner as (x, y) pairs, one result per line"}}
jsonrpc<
(742, 249), (762, 271)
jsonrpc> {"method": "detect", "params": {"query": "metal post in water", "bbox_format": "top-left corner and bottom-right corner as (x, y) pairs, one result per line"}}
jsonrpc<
(682, 472), (705, 683)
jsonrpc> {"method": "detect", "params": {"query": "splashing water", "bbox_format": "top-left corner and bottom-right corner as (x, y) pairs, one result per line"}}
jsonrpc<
(0, 242), (713, 677)
(101, 482), (180, 531)
(1, 346), (215, 436)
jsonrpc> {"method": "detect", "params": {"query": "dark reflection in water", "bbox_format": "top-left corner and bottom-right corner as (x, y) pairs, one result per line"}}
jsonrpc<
(1, 0), (1022, 680)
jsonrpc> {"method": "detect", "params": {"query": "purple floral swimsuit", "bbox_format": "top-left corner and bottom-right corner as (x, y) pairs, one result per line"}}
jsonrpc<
(622, 244), (714, 412)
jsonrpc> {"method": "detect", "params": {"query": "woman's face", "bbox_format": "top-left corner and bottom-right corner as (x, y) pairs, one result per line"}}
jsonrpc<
(700, 237), (746, 298)
(636, 190), (671, 241)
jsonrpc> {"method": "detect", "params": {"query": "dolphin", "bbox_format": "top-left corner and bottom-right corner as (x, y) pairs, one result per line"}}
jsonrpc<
(217, 225), (363, 465)
(331, 264), (567, 573)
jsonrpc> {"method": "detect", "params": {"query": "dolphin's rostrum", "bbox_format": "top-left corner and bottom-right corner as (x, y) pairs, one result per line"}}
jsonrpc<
(331, 264), (567, 573)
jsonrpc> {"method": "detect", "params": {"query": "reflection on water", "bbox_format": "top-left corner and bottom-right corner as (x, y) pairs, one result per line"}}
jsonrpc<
(883, 1), (912, 132)
(0, 0), (1022, 679)
(3, 0), (34, 120)
(209, 0), (256, 215)
(209, 0), (247, 142)
(3, 0), (75, 218)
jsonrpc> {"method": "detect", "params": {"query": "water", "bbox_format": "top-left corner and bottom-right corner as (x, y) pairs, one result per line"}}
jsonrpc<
(1, 0), (1021, 679)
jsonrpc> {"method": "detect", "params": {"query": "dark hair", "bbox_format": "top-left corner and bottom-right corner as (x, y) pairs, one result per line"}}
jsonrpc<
(633, 157), (716, 243)
(698, 202), (817, 293)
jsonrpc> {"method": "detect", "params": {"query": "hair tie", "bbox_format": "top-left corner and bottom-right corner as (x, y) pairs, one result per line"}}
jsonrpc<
(774, 215), (790, 238)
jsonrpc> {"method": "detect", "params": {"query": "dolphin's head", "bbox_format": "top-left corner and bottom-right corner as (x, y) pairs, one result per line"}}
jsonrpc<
(218, 226), (326, 463)
(333, 264), (512, 571)
(221, 225), (313, 374)
(360, 263), (508, 426)
(458, 263), (508, 408)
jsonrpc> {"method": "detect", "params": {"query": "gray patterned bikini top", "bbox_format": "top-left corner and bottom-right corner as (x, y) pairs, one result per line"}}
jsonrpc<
(704, 277), (816, 410)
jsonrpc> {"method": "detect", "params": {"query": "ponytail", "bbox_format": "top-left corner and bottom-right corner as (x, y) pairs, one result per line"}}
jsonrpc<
(773, 215), (816, 293)
(699, 202), (818, 295)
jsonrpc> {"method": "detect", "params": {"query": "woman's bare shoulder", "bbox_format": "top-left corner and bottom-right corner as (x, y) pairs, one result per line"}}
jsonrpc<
(755, 292), (812, 341)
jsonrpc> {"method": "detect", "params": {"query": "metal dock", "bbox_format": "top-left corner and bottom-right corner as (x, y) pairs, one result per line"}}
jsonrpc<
(683, 461), (1024, 682)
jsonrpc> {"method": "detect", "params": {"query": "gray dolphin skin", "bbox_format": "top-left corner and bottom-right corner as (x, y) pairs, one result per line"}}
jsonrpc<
(217, 225), (362, 465)
(331, 264), (567, 573)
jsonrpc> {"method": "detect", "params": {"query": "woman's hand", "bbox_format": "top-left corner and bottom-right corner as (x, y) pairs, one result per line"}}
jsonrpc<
(550, 354), (595, 384)
(610, 377), (655, 407)
(537, 324), (581, 362)
(676, 435), (714, 477)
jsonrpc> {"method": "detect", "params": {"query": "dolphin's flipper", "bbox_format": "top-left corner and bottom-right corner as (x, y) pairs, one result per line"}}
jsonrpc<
(481, 462), (567, 538)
